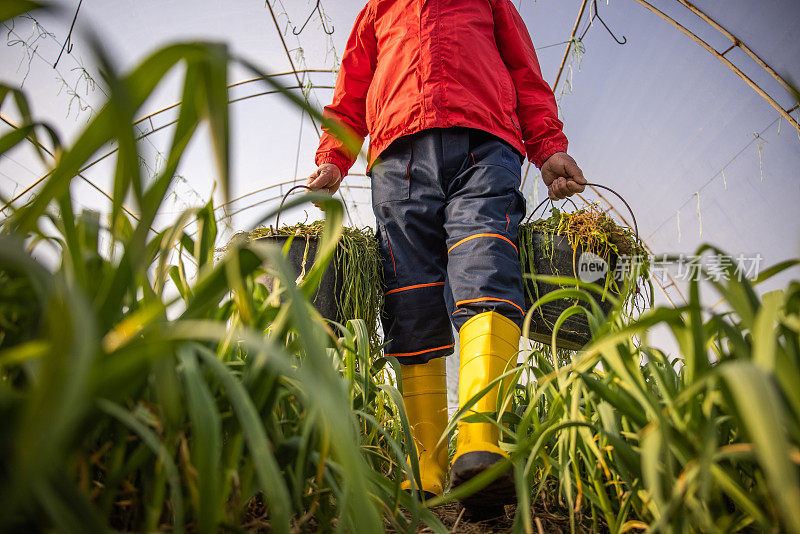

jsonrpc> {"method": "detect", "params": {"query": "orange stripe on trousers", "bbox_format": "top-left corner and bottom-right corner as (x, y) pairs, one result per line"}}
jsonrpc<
(386, 343), (455, 358)
(385, 281), (445, 296)
(386, 233), (397, 276)
(447, 233), (517, 254)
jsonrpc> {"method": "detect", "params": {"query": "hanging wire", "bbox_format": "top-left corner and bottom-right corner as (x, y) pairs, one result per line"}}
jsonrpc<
(579, 0), (627, 45)
(525, 183), (640, 246)
(53, 0), (83, 68)
(292, 0), (334, 35)
(274, 185), (312, 228)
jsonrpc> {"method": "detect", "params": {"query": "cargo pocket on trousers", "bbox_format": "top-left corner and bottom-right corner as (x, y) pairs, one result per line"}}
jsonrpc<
(504, 181), (526, 240)
(377, 222), (398, 287)
(370, 136), (413, 206)
(499, 142), (524, 176)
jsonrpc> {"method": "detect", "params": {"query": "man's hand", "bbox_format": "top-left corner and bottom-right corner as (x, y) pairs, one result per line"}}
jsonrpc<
(541, 152), (587, 200)
(306, 163), (343, 195)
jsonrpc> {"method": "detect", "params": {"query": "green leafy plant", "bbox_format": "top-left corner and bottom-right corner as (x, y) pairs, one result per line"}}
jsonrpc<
(249, 221), (383, 344)
(518, 205), (652, 352)
(450, 252), (800, 533)
(520, 205), (649, 312)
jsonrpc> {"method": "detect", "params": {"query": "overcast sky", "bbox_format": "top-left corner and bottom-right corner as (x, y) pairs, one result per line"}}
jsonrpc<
(2, 0), (799, 310)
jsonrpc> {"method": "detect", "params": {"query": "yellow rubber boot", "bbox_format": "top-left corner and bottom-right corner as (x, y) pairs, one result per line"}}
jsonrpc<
(450, 311), (520, 517)
(398, 357), (448, 498)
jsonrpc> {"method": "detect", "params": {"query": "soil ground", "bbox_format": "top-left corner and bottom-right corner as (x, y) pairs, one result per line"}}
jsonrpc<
(386, 501), (595, 533)
(241, 493), (594, 533)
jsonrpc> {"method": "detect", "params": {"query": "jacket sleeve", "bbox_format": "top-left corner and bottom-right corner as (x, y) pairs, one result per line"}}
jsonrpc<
(315, 2), (377, 177)
(493, 0), (568, 168)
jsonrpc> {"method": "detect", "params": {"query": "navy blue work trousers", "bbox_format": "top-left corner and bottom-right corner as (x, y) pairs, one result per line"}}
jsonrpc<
(370, 127), (526, 365)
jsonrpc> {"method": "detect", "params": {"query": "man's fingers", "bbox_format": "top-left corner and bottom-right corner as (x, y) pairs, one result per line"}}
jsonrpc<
(325, 177), (343, 195)
(548, 177), (565, 200)
(548, 179), (583, 200)
(309, 170), (337, 190)
(566, 179), (584, 194)
(306, 168), (323, 188)
(541, 168), (556, 187)
(541, 152), (587, 200)
(549, 185), (565, 200)
(307, 169), (333, 190)
(308, 164), (342, 192)
(565, 161), (587, 184)
(304, 170), (315, 185)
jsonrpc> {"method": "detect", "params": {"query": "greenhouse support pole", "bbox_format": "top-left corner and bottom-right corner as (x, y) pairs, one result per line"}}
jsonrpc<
(676, 0), (795, 96)
(631, 0), (800, 135)
(553, 0), (590, 92)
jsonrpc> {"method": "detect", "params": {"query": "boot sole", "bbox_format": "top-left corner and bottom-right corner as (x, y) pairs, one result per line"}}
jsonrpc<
(450, 451), (516, 512)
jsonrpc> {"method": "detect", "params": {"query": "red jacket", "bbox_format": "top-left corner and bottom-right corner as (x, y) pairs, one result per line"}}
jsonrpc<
(315, 0), (568, 177)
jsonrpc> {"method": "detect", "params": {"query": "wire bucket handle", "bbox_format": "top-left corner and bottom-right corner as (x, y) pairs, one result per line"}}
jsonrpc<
(525, 182), (640, 246)
(274, 184), (312, 229)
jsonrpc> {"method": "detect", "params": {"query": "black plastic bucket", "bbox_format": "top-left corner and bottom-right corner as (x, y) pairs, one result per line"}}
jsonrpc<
(255, 235), (342, 322)
(522, 229), (620, 350)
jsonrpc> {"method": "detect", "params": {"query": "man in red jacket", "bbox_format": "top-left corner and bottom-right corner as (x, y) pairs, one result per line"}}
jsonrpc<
(307, 0), (585, 516)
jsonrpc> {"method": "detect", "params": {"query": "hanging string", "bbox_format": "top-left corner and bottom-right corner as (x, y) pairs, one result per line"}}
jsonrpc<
(754, 132), (766, 182)
(695, 192), (702, 238)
